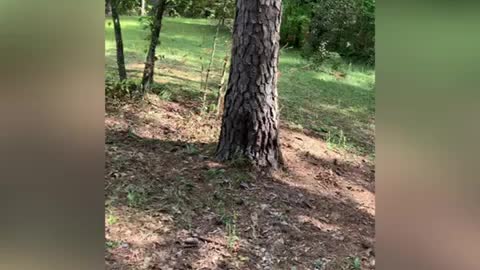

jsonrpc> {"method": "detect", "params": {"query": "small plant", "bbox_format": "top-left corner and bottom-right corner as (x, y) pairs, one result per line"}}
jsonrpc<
(229, 170), (252, 189)
(326, 129), (348, 150)
(225, 212), (239, 251)
(184, 144), (199, 155)
(177, 176), (195, 192)
(150, 83), (173, 100)
(350, 256), (361, 270)
(125, 184), (147, 207)
(207, 103), (218, 114)
(309, 42), (344, 71)
(106, 240), (119, 249)
(106, 213), (118, 226)
(228, 152), (251, 168)
(105, 77), (139, 98)
(310, 42), (330, 65)
(206, 168), (226, 180)
(158, 90), (172, 101)
(313, 258), (323, 270)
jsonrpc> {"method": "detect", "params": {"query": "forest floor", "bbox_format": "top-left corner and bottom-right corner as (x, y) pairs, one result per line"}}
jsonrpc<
(105, 17), (375, 270)
(105, 95), (375, 270)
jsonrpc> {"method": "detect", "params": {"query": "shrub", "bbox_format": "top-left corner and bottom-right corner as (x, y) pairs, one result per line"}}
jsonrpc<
(309, 42), (343, 71)
(105, 76), (139, 98)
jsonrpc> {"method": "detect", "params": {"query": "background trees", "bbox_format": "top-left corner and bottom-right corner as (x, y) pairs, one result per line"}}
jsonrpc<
(106, 0), (142, 81)
(141, 0), (168, 92)
(111, 0), (375, 66)
(107, 0), (375, 90)
(281, 0), (375, 65)
(108, 0), (128, 81)
(305, 0), (375, 64)
(167, 0), (235, 20)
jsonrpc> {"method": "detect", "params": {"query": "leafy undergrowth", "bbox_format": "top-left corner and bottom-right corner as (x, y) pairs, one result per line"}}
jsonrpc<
(105, 94), (375, 270)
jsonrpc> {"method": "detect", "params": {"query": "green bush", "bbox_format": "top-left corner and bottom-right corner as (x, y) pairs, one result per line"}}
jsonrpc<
(310, 43), (343, 70)
(105, 75), (139, 98)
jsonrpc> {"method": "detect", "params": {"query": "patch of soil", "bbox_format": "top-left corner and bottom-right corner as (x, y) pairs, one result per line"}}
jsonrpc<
(105, 95), (375, 270)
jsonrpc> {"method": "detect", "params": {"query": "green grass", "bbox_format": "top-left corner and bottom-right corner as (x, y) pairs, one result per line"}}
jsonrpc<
(278, 50), (375, 154)
(105, 16), (375, 155)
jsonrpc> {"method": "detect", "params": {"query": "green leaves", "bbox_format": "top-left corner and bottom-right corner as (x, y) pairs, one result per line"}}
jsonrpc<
(353, 256), (361, 269)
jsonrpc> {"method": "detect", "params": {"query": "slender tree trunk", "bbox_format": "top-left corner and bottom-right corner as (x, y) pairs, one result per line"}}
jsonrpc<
(202, 21), (221, 110)
(216, 0), (283, 169)
(141, 0), (147, 16)
(216, 53), (229, 117)
(110, 0), (127, 81)
(105, 0), (112, 16)
(141, 0), (167, 93)
(203, 0), (228, 91)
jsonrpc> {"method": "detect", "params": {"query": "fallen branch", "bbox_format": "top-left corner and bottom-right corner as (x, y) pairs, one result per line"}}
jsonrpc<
(197, 236), (227, 247)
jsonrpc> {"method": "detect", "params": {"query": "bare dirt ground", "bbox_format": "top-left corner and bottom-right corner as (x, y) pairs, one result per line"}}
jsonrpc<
(105, 94), (375, 270)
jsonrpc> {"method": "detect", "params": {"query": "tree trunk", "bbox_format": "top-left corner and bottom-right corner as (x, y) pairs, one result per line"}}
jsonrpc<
(202, 20), (221, 110)
(141, 0), (167, 92)
(216, 53), (229, 118)
(216, 0), (283, 169)
(141, 0), (146, 16)
(203, 0), (228, 101)
(105, 0), (112, 16)
(110, 0), (127, 81)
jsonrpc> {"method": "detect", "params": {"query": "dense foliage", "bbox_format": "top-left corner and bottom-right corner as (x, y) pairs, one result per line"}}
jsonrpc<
(106, 0), (140, 15)
(280, 0), (314, 49)
(281, 0), (375, 65)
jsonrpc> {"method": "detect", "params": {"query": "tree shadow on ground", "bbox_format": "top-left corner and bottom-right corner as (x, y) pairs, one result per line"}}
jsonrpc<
(293, 149), (375, 194)
(105, 127), (375, 269)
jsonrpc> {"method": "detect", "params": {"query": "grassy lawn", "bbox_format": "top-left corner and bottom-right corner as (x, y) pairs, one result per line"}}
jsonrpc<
(105, 16), (375, 155)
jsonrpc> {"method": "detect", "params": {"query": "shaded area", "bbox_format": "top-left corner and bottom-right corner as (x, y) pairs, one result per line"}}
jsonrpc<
(105, 97), (375, 269)
(105, 129), (374, 269)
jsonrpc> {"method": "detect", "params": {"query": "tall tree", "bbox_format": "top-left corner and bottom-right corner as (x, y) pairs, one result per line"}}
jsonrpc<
(140, 0), (146, 16)
(141, 0), (167, 92)
(108, 0), (128, 81)
(216, 0), (283, 169)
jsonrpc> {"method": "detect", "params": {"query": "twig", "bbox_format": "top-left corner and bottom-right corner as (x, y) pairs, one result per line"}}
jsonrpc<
(197, 236), (227, 247)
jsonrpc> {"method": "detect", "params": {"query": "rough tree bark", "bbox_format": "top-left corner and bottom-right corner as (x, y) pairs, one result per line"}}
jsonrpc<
(216, 0), (283, 169)
(109, 0), (127, 81)
(141, 0), (167, 92)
